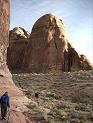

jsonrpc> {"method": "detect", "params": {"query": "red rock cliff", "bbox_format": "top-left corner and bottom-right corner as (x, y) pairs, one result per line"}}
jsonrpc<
(0, 0), (10, 76)
(22, 14), (92, 73)
(0, 0), (23, 96)
(22, 14), (68, 73)
(7, 14), (93, 73)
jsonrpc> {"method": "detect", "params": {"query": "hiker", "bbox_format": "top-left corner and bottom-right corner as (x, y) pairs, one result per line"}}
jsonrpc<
(0, 92), (10, 120)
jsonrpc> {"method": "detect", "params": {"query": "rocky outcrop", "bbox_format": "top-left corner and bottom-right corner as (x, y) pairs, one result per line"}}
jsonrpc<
(0, 0), (24, 96)
(0, 2), (32, 123)
(7, 27), (30, 72)
(0, 0), (10, 76)
(7, 14), (92, 73)
(22, 14), (68, 73)
(79, 54), (92, 70)
(22, 14), (92, 73)
(64, 43), (92, 72)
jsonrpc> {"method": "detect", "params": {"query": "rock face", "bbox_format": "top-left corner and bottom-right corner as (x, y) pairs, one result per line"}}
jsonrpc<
(7, 27), (30, 73)
(0, 0), (10, 75)
(79, 54), (92, 70)
(22, 14), (92, 73)
(22, 14), (68, 73)
(0, 2), (33, 122)
(0, 0), (23, 96)
(64, 43), (92, 72)
(7, 14), (93, 73)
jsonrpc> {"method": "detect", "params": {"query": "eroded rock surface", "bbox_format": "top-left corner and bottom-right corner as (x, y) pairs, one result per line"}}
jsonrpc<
(0, 0), (23, 95)
(64, 43), (92, 72)
(22, 14), (92, 73)
(7, 14), (93, 73)
(7, 27), (30, 73)
(0, 1), (32, 122)
(0, 0), (10, 76)
(22, 14), (68, 73)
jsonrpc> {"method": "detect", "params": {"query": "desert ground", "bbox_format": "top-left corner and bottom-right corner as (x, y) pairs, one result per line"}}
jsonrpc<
(12, 70), (93, 123)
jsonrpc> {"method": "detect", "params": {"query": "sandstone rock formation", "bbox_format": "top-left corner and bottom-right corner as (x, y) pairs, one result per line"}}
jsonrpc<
(22, 14), (68, 73)
(7, 27), (30, 73)
(64, 43), (92, 72)
(22, 14), (92, 73)
(0, 0), (10, 76)
(0, 1), (32, 122)
(7, 14), (92, 73)
(0, 0), (23, 96)
(79, 54), (92, 70)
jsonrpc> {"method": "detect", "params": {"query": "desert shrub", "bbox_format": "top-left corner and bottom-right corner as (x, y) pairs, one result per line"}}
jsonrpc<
(70, 119), (80, 123)
(46, 92), (59, 99)
(26, 108), (48, 123)
(55, 101), (75, 110)
(72, 96), (92, 104)
(26, 102), (36, 110)
(87, 112), (93, 121)
(75, 104), (86, 111)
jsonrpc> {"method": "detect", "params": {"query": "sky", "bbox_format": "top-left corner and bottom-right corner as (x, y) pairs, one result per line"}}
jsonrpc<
(10, 0), (93, 64)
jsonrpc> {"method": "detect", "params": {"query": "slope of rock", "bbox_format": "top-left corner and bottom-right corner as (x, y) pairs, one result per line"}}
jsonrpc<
(7, 27), (30, 73)
(0, 0), (10, 75)
(0, 1), (32, 123)
(0, 0), (25, 97)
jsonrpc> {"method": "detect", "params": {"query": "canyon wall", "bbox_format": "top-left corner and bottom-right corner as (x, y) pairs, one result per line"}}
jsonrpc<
(0, 0), (23, 96)
(0, 0), (10, 76)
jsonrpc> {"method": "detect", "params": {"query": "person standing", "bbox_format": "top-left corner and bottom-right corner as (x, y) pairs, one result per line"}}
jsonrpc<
(0, 92), (10, 120)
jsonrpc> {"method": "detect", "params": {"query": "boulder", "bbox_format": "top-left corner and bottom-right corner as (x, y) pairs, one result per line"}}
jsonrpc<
(7, 27), (30, 73)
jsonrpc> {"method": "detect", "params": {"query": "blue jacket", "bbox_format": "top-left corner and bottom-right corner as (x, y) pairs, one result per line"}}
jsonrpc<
(0, 95), (10, 107)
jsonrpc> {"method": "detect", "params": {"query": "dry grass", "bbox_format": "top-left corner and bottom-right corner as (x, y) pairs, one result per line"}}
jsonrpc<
(12, 70), (93, 123)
